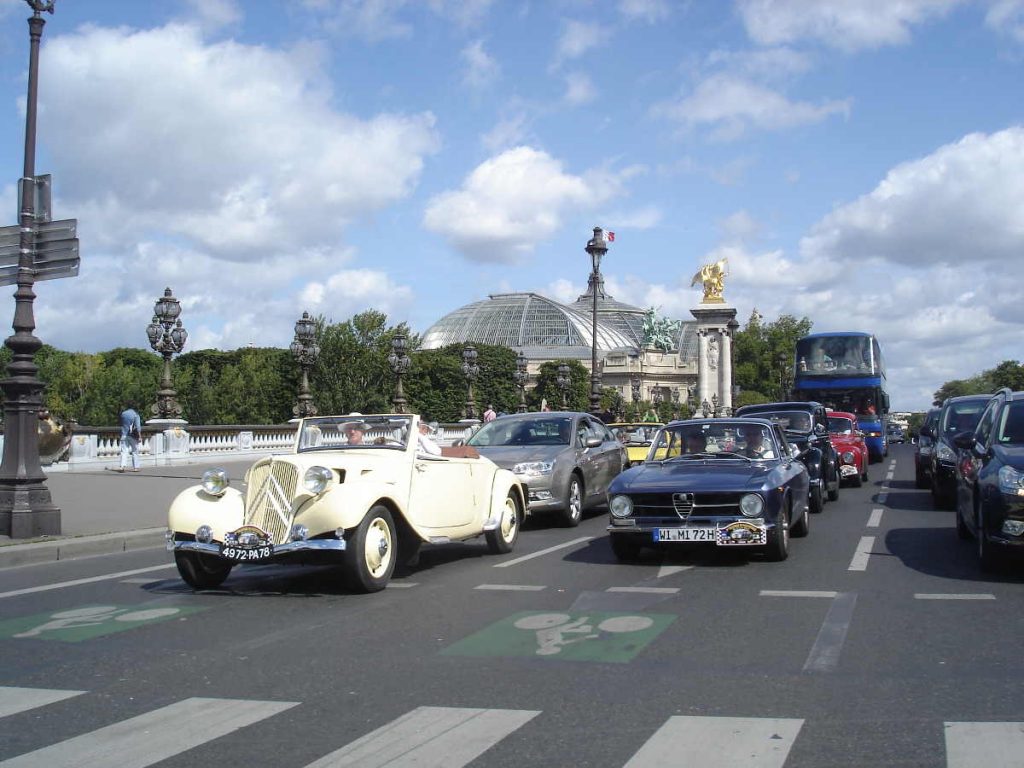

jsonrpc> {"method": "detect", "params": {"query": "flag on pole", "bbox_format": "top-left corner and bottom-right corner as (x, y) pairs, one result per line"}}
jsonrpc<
(607, 231), (615, 242)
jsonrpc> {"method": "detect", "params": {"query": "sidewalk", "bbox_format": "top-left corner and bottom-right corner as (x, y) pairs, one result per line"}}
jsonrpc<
(0, 458), (257, 568)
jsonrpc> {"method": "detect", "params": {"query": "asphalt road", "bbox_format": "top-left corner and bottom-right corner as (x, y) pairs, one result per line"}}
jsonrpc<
(1, 444), (1022, 767)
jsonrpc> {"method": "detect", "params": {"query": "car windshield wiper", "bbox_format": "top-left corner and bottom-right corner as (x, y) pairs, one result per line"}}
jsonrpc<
(708, 451), (754, 461)
(662, 453), (713, 461)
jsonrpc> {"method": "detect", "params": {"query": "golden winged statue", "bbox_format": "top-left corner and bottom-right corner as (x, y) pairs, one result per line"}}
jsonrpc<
(690, 257), (728, 303)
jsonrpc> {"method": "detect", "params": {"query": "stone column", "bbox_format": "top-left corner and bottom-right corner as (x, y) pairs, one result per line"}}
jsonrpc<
(720, 328), (733, 415)
(697, 329), (709, 406)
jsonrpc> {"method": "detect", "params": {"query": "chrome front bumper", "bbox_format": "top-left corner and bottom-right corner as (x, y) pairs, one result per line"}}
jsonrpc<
(167, 537), (347, 556)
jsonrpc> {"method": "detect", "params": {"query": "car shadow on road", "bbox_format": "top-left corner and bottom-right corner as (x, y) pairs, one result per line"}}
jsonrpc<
(883, 526), (1024, 584)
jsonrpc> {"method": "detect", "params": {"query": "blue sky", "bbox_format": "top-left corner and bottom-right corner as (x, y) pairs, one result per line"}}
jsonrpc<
(0, 0), (1022, 412)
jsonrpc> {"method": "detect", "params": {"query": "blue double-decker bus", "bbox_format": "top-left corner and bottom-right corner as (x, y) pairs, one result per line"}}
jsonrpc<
(791, 331), (890, 462)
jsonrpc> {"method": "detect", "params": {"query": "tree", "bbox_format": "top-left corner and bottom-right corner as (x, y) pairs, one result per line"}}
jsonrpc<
(529, 360), (589, 411)
(733, 310), (812, 401)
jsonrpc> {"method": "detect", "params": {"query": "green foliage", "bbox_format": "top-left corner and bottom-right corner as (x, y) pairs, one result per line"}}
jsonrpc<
(733, 310), (812, 401)
(529, 360), (590, 411)
(404, 343), (519, 421)
(931, 360), (1024, 406)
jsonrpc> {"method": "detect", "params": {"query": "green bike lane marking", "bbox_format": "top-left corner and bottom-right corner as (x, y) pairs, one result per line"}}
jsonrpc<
(442, 610), (675, 663)
(0, 603), (207, 643)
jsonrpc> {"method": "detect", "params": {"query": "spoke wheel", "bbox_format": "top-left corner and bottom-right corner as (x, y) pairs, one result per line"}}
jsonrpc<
(175, 551), (233, 590)
(345, 505), (396, 592)
(486, 493), (521, 554)
(562, 475), (583, 527)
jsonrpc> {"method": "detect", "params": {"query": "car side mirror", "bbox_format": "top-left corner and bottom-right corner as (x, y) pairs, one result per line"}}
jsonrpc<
(952, 431), (975, 450)
(814, 423), (826, 435)
(584, 436), (602, 449)
(919, 425), (933, 438)
(789, 444), (801, 459)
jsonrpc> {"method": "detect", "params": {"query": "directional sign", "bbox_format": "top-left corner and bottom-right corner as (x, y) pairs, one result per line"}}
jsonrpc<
(0, 218), (79, 287)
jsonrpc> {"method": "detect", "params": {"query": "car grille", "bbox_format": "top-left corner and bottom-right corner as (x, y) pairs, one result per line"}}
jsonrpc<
(244, 459), (300, 544)
(629, 492), (743, 520)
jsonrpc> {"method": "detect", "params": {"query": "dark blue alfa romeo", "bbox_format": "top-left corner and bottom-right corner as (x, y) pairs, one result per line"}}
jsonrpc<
(606, 418), (810, 562)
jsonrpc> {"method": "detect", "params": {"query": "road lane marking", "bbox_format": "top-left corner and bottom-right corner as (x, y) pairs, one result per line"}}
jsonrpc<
(886, 471), (895, 481)
(848, 536), (875, 571)
(0, 564), (175, 600)
(624, 715), (804, 767)
(474, 584), (546, 591)
(0, 697), (298, 768)
(867, 509), (884, 527)
(492, 537), (591, 568)
(915, 593), (996, 600)
(760, 590), (838, 598)
(945, 722), (1024, 768)
(607, 587), (679, 594)
(657, 565), (694, 578)
(385, 582), (418, 589)
(803, 592), (857, 673)
(0, 687), (84, 718)
(304, 706), (540, 768)
(120, 578), (162, 584)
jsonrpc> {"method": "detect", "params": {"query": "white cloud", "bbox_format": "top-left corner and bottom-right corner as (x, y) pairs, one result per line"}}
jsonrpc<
(461, 39), (500, 90)
(181, 0), (242, 33)
(481, 112), (531, 152)
(555, 20), (610, 64)
(564, 71), (597, 105)
(737, 0), (965, 51)
(800, 127), (1024, 267)
(653, 73), (851, 140)
(423, 146), (624, 263)
(618, 0), (671, 23)
(986, 0), (1024, 43)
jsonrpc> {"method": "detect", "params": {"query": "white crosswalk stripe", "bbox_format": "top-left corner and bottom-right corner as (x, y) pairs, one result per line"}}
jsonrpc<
(0, 696), (298, 768)
(3, 687), (1024, 767)
(624, 715), (804, 768)
(0, 687), (84, 719)
(304, 706), (540, 767)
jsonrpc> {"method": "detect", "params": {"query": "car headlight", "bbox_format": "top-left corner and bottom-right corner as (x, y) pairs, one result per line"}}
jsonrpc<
(740, 493), (764, 518)
(303, 466), (333, 494)
(610, 495), (633, 518)
(841, 451), (855, 464)
(201, 469), (229, 496)
(998, 466), (1024, 496)
(936, 443), (956, 463)
(512, 461), (554, 477)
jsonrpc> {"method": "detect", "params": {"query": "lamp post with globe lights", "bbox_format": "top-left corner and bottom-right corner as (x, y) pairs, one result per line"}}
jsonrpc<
(513, 352), (529, 413)
(584, 227), (608, 415)
(290, 312), (320, 419)
(461, 343), (479, 419)
(387, 331), (410, 414)
(146, 288), (188, 421)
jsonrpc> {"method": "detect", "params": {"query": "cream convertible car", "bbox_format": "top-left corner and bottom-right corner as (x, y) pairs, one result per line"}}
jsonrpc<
(167, 415), (525, 592)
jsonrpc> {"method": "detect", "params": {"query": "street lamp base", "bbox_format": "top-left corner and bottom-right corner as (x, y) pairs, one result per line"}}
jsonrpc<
(0, 483), (60, 538)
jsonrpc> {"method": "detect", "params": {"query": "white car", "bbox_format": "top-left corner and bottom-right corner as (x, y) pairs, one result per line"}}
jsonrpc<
(167, 414), (525, 592)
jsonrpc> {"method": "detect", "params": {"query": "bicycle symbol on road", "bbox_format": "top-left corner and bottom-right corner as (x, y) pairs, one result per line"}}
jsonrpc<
(513, 612), (655, 656)
(0, 603), (206, 643)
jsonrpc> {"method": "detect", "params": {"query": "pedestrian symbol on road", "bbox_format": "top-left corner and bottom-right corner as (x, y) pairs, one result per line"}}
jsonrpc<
(0, 604), (206, 643)
(443, 610), (674, 663)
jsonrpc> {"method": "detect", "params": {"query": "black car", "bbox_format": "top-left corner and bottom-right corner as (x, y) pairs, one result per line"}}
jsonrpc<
(606, 418), (810, 562)
(914, 408), (939, 489)
(953, 388), (1024, 570)
(921, 394), (990, 509)
(735, 401), (840, 513)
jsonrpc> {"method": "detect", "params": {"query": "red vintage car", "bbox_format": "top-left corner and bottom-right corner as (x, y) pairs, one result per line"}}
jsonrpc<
(827, 411), (870, 487)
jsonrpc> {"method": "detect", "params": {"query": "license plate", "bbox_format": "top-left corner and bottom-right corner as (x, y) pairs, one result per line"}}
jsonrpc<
(654, 527), (716, 542)
(220, 544), (273, 561)
(840, 465), (858, 476)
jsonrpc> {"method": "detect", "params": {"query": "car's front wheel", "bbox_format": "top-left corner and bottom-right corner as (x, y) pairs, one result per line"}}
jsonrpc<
(764, 504), (790, 561)
(486, 492), (521, 554)
(175, 551), (233, 590)
(790, 499), (810, 538)
(345, 505), (396, 592)
(562, 474), (584, 527)
(809, 483), (824, 514)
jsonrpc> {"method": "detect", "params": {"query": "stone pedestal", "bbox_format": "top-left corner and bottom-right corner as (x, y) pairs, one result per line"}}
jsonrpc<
(691, 303), (739, 416)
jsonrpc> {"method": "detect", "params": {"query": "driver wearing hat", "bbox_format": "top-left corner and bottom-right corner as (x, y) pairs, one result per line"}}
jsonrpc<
(417, 419), (441, 456)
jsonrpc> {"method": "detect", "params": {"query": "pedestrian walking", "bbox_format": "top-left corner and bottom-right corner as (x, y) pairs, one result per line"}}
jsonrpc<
(483, 404), (496, 423)
(118, 404), (142, 472)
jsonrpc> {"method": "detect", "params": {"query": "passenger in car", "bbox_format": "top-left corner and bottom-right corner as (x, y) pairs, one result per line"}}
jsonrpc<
(743, 428), (776, 459)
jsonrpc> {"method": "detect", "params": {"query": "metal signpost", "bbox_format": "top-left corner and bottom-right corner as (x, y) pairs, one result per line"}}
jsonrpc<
(0, 2), (78, 539)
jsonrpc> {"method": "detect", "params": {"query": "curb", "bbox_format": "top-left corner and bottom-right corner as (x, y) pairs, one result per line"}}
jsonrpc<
(0, 527), (167, 569)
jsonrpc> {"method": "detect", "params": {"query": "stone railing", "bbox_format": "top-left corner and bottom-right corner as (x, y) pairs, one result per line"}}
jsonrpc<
(29, 419), (483, 472)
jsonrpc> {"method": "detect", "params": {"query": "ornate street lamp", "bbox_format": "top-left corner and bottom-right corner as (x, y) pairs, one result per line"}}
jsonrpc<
(146, 287), (188, 420)
(557, 362), (571, 409)
(630, 374), (641, 404)
(584, 227), (608, 415)
(461, 343), (479, 419)
(513, 352), (528, 413)
(0, 0), (61, 538)
(387, 331), (410, 414)
(653, 386), (663, 406)
(290, 311), (320, 418)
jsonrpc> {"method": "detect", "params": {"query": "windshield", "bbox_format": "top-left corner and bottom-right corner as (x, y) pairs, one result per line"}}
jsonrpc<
(796, 335), (875, 375)
(828, 417), (854, 435)
(653, 422), (780, 460)
(940, 400), (987, 435)
(468, 416), (572, 447)
(297, 415), (412, 452)
(611, 424), (659, 445)
(746, 410), (812, 433)
(996, 402), (1024, 445)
